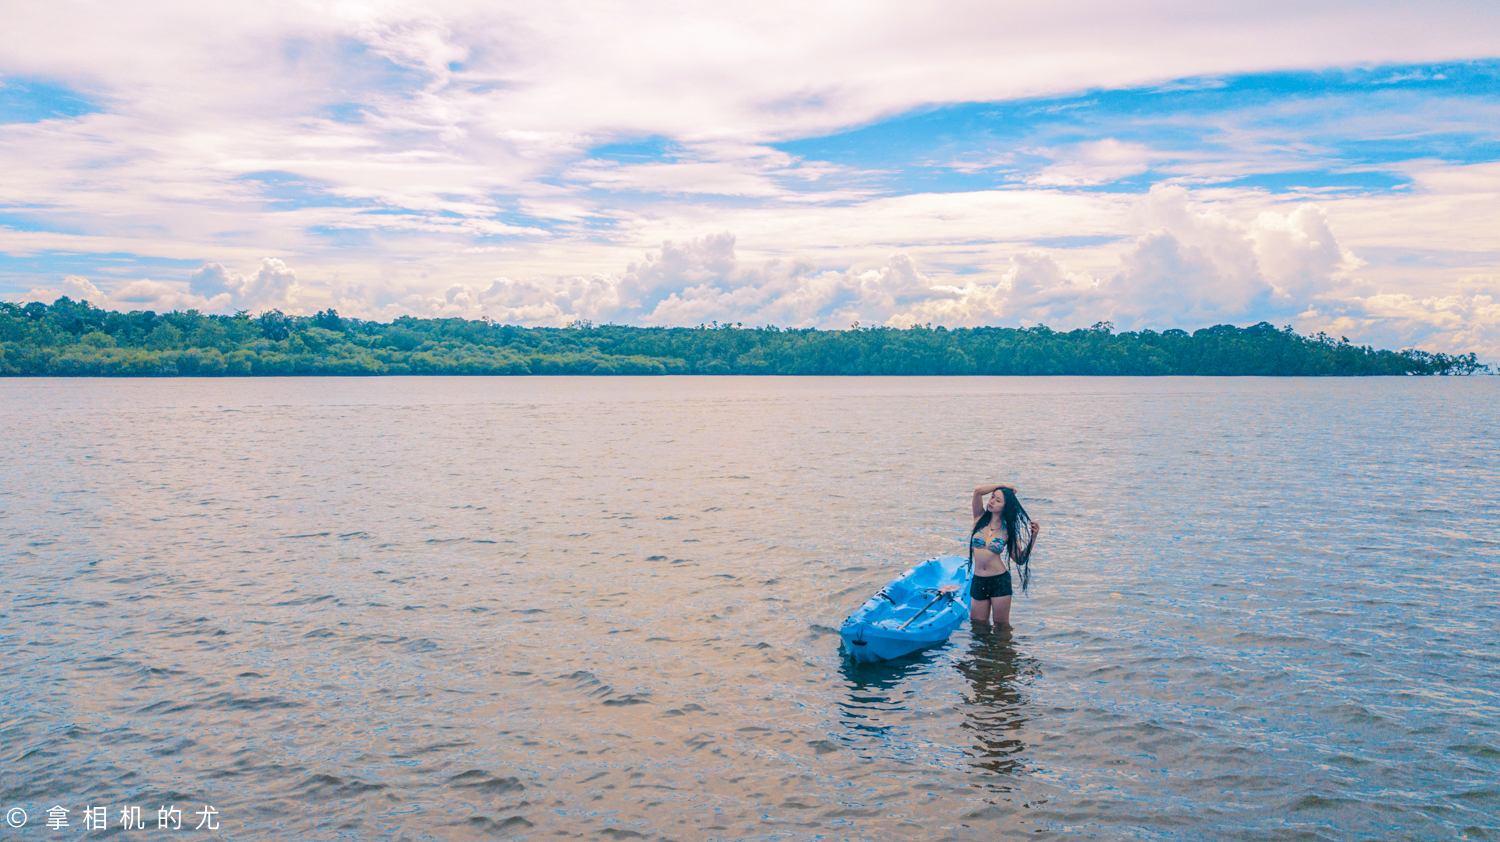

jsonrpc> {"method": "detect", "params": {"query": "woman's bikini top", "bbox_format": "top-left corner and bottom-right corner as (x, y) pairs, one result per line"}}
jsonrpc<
(970, 529), (1007, 555)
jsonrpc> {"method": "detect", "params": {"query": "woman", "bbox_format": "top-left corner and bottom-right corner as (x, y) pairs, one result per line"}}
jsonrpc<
(969, 484), (1042, 625)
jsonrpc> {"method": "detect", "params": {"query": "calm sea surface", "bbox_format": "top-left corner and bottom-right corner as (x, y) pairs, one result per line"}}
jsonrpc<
(2, 377), (1497, 841)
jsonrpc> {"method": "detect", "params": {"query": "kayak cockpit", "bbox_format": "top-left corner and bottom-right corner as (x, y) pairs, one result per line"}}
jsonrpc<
(866, 587), (958, 630)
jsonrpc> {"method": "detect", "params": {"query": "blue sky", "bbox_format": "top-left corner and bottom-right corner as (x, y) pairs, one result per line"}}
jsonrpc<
(2, 2), (1498, 356)
(776, 64), (1500, 193)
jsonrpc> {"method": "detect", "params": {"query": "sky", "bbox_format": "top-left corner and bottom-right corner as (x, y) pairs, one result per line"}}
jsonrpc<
(2, 1), (1499, 357)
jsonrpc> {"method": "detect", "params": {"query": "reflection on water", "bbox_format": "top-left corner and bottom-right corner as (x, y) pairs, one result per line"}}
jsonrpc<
(832, 626), (1041, 793)
(835, 650), (935, 749)
(956, 625), (1039, 787)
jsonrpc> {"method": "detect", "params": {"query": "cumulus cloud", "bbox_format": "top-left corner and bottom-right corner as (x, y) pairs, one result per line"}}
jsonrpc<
(842, 187), (1422, 342)
(188, 258), (303, 311)
(396, 275), (604, 325)
(1250, 205), (1357, 302)
(14, 258), (308, 315)
(16, 274), (208, 313)
(1091, 185), (1360, 330)
(475, 194), (1365, 336)
(1297, 288), (1500, 357)
(61, 275), (104, 302)
(187, 184), (1487, 359)
(13, 196), (1498, 360)
(615, 238), (972, 328)
(112, 279), (197, 308)
(390, 234), (965, 329)
(881, 251), (1099, 329)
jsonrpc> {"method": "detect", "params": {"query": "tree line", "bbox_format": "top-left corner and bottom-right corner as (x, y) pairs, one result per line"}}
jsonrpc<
(0, 297), (1487, 377)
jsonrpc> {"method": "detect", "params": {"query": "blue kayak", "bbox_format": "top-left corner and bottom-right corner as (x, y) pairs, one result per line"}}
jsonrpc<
(840, 555), (972, 663)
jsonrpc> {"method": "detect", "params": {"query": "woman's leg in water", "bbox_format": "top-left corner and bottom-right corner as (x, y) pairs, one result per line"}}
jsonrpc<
(969, 598), (991, 623)
(989, 595), (1013, 626)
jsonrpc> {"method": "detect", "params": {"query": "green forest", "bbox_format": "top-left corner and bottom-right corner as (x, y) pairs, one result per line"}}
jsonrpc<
(0, 297), (1487, 377)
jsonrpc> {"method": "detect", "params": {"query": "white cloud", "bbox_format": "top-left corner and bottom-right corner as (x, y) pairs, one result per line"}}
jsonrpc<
(880, 250), (1103, 330)
(396, 278), (575, 325)
(15, 195), (1500, 361)
(562, 142), (863, 202)
(62, 275), (103, 302)
(1026, 139), (1162, 187)
(23, 276), (221, 314)
(386, 235), (965, 329)
(15, 258), (309, 315)
(188, 258), (303, 312)
(111, 279), (205, 310)
(366, 191), (1369, 338)
(1251, 205), (1359, 302)
(1297, 289), (1500, 358)
(1110, 231), (1262, 325)
(567, 160), (787, 198)
(829, 186), (1493, 355)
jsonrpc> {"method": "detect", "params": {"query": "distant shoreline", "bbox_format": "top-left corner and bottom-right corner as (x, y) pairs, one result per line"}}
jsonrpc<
(2, 298), (1488, 377)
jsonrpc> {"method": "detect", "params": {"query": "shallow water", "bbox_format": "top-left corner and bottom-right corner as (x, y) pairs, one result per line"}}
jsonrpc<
(2, 376), (1497, 841)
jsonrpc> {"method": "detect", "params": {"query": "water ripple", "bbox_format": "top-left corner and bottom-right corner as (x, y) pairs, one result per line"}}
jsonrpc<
(1, 376), (1497, 840)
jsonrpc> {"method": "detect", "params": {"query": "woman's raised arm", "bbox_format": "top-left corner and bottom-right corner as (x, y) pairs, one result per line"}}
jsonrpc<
(971, 484), (1013, 519)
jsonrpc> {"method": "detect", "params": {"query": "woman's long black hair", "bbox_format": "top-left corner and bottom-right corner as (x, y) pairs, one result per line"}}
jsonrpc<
(968, 487), (1036, 593)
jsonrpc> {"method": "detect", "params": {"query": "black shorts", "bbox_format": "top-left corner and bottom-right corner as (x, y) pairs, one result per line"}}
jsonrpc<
(970, 571), (1012, 600)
